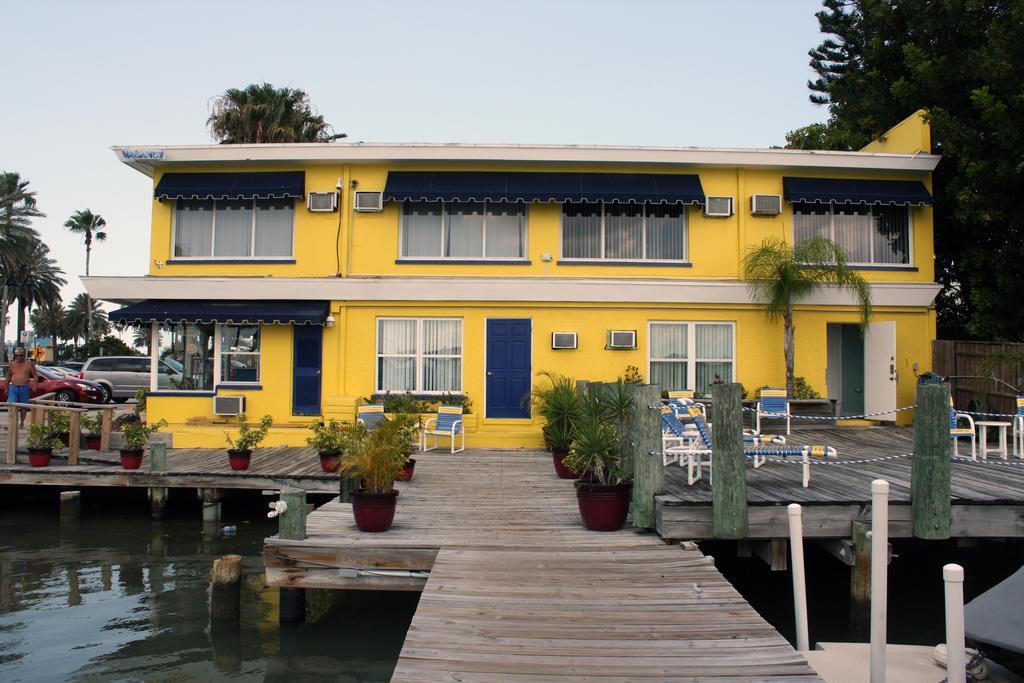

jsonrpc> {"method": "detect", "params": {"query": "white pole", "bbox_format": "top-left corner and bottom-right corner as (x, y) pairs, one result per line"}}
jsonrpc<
(788, 503), (809, 651)
(943, 563), (966, 683)
(870, 479), (889, 683)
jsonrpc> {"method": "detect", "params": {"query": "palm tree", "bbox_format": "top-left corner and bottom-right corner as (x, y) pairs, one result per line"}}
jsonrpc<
(31, 300), (66, 361)
(8, 238), (65, 339)
(132, 326), (152, 355)
(743, 236), (872, 397)
(63, 209), (107, 338)
(207, 83), (344, 144)
(65, 293), (108, 347)
(0, 172), (44, 358)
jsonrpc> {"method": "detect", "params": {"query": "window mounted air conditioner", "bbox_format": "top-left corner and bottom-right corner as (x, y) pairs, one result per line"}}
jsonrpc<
(307, 192), (339, 212)
(704, 196), (734, 217)
(214, 395), (245, 416)
(551, 332), (578, 350)
(353, 191), (384, 212)
(751, 194), (783, 215)
(606, 330), (637, 350)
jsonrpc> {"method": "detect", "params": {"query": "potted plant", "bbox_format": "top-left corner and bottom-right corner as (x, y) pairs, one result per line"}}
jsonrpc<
(26, 423), (62, 467)
(134, 388), (147, 422)
(49, 411), (71, 448)
(81, 413), (103, 450)
(119, 419), (167, 469)
(337, 419), (407, 532)
(224, 414), (273, 471)
(530, 371), (581, 478)
(565, 395), (632, 532)
(391, 413), (421, 481)
(307, 419), (363, 473)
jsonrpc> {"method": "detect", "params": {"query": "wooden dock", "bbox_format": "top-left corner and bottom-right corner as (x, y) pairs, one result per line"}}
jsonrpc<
(264, 451), (821, 681)
(657, 426), (1024, 540)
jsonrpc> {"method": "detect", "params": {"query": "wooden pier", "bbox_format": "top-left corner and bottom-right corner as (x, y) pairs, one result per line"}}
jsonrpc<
(264, 451), (821, 681)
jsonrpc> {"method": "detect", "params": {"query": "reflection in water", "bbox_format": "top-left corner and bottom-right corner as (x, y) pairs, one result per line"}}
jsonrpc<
(0, 496), (418, 681)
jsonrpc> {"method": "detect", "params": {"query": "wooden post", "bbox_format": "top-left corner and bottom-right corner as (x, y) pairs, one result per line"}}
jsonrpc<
(149, 442), (167, 470)
(339, 477), (354, 504)
(278, 490), (307, 541)
(99, 408), (113, 451)
(849, 519), (871, 637)
(68, 411), (81, 465)
(712, 382), (748, 539)
(210, 554), (242, 621)
(7, 407), (18, 464)
(148, 442), (168, 519)
(912, 382), (952, 539)
(200, 488), (221, 522)
(67, 567), (81, 606)
(629, 384), (664, 529)
(60, 490), (81, 521)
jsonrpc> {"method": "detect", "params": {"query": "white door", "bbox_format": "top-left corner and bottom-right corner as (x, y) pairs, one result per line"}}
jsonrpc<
(864, 321), (897, 421)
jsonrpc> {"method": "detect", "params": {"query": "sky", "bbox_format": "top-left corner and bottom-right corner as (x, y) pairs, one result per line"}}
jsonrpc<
(0, 0), (830, 320)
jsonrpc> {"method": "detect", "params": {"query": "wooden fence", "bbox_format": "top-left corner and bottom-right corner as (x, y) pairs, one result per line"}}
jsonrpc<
(932, 339), (1024, 414)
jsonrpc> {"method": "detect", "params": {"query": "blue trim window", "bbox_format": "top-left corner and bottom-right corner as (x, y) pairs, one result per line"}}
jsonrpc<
(793, 202), (911, 266)
(173, 198), (294, 259)
(220, 325), (260, 384)
(400, 201), (527, 260)
(562, 203), (687, 262)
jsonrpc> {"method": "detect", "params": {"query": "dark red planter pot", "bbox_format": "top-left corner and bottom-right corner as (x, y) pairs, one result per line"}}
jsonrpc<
(85, 436), (102, 451)
(228, 449), (252, 471)
(576, 482), (632, 531)
(318, 451), (340, 473)
(350, 489), (398, 532)
(551, 449), (578, 479)
(119, 449), (144, 470)
(397, 459), (416, 481)
(28, 447), (52, 468)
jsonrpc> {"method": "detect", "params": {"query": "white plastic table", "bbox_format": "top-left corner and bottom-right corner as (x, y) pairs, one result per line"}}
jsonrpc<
(976, 421), (1011, 460)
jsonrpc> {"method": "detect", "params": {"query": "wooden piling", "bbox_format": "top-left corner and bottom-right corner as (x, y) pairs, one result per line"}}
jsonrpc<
(7, 408), (18, 464)
(60, 490), (81, 521)
(147, 443), (168, 519)
(911, 382), (952, 539)
(200, 488), (221, 522)
(629, 384), (664, 529)
(278, 490), (307, 541)
(849, 519), (871, 637)
(210, 554), (242, 621)
(99, 408), (113, 451)
(67, 412), (80, 465)
(711, 382), (748, 539)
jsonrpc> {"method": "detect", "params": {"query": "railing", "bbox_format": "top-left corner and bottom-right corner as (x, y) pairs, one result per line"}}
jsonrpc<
(4, 401), (117, 465)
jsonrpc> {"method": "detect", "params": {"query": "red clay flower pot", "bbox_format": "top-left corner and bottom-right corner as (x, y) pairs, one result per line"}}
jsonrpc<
(228, 449), (252, 471)
(576, 482), (632, 531)
(551, 449), (578, 479)
(318, 451), (340, 473)
(85, 436), (102, 451)
(397, 459), (416, 481)
(28, 447), (52, 468)
(350, 489), (398, 532)
(119, 449), (144, 470)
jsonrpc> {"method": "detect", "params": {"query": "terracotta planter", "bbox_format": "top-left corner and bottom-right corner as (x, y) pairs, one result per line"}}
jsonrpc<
(119, 449), (144, 470)
(85, 436), (102, 451)
(551, 448), (578, 479)
(397, 458), (416, 481)
(350, 489), (398, 532)
(576, 482), (632, 531)
(227, 449), (252, 471)
(28, 447), (52, 468)
(318, 451), (340, 473)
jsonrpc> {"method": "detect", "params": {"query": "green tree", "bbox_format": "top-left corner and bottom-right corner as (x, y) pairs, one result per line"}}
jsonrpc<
(0, 172), (44, 358)
(743, 236), (872, 396)
(63, 209), (107, 338)
(207, 83), (344, 144)
(790, 0), (1024, 339)
(73, 334), (138, 362)
(131, 326), (152, 355)
(31, 300), (67, 361)
(65, 293), (108, 348)
(7, 238), (65, 338)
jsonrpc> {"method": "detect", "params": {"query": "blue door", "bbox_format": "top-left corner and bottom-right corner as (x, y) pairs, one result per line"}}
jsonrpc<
(486, 319), (531, 418)
(292, 326), (322, 415)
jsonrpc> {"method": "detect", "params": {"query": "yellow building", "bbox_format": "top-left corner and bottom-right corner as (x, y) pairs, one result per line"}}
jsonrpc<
(86, 112), (940, 447)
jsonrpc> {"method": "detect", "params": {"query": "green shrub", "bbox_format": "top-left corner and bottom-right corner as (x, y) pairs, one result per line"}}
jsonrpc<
(307, 419), (365, 455)
(792, 377), (822, 400)
(121, 419), (166, 451)
(225, 414), (273, 451)
(621, 365), (645, 384)
(27, 423), (62, 450)
(48, 411), (71, 435)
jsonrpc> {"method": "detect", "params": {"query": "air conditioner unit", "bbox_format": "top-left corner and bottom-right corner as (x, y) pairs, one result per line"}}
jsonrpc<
(551, 332), (578, 350)
(705, 196), (734, 217)
(606, 330), (637, 350)
(751, 194), (783, 215)
(353, 191), (384, 212)
(214, 395), (245, 416)
(307, 192), (338, 212)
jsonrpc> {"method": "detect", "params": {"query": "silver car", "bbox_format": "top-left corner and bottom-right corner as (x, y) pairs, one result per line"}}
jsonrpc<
(81, 356), (182, 403)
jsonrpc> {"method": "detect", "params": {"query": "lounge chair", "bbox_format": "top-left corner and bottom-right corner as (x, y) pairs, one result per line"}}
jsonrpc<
(421, 405), (465, 454)
(950, 398), (976, 460)
(356, 404), (387, 430)
(667, 390), (705, 418)
(756, 388), (791, 435)
(661, 409), (700, 466)
(1014, 397), (1024, 459)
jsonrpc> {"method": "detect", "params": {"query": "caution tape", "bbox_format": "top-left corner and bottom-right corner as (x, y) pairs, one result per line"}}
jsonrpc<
(951, 455), (1024, 466)
(761, 452), (914, 466)
(743, 405), (918, 421)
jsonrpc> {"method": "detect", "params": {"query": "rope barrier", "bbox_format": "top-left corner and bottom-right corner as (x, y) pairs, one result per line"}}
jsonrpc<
(742, 405), (918, 420)
(762, 453), (914, 466)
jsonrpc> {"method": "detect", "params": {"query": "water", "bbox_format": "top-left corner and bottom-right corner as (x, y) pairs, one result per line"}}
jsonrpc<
(0, 488), (418, 682)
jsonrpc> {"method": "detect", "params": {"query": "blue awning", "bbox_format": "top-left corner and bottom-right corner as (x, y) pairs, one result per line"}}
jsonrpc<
(154, 172), (305, 200)
(783, 177), (933, 206)
(109, 300), (329, 326)
(383, 172), (705, 205)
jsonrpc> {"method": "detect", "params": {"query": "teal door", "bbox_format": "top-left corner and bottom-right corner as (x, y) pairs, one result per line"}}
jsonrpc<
(840, 324), (864, 416)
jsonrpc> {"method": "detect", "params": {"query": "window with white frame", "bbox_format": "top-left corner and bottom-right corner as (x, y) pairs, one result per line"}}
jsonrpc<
(173, 198), (294, 259)
(220, 325), (260, 383)
(376, 318), (463, 393)
(562, 202), (687, 261)
(151, 322), (262, 391)
(793, 202), (910, 265)
(400, 201), (526, 259)
(649, 322), (734, 396)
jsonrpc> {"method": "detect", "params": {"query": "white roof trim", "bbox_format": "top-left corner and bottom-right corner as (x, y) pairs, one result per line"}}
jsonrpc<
(111, 142), (940, 177)
(84, 275), (941, 309)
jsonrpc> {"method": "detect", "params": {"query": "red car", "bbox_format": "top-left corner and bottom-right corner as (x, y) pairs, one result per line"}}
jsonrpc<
(0, 363), (106, 404)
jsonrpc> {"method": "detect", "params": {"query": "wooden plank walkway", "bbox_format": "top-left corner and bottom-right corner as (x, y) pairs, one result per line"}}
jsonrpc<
(0, 446), (339, 492)
(265, 451), (821, 681)
(658, 427), (1024, 539)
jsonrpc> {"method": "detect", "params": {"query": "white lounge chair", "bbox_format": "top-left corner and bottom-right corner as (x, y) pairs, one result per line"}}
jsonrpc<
(950, 398), (976, 460)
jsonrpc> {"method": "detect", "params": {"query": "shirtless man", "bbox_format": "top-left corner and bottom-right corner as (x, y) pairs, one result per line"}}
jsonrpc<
(7, 347), (38, 427)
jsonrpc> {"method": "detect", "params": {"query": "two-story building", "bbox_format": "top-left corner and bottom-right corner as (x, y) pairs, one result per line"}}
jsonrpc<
(86, 111), (940, 448)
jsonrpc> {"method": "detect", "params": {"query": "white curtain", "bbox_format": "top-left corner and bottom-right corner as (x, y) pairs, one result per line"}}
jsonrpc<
(422, 320), (461, 391)
(695, 323), (734, 395)
(604, 203), (643, 259)
(174, 199), (213, 257)
(833, 204), (871, 263)
(793, 203), (830, 245)
(445, 201), (484, 257)
(646, 204), (685, 260)
(651, 362), (687, 392)
(872, 206), (909, 264)
(650, 323), (687, 360)
(213, 199), (253, 257)
(484, 202), (524, 258)
(254, 199), (294, 257)
(378, 319), (417, 391)
(402, 202), (443, 257)
(562, 204), (601, 258)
